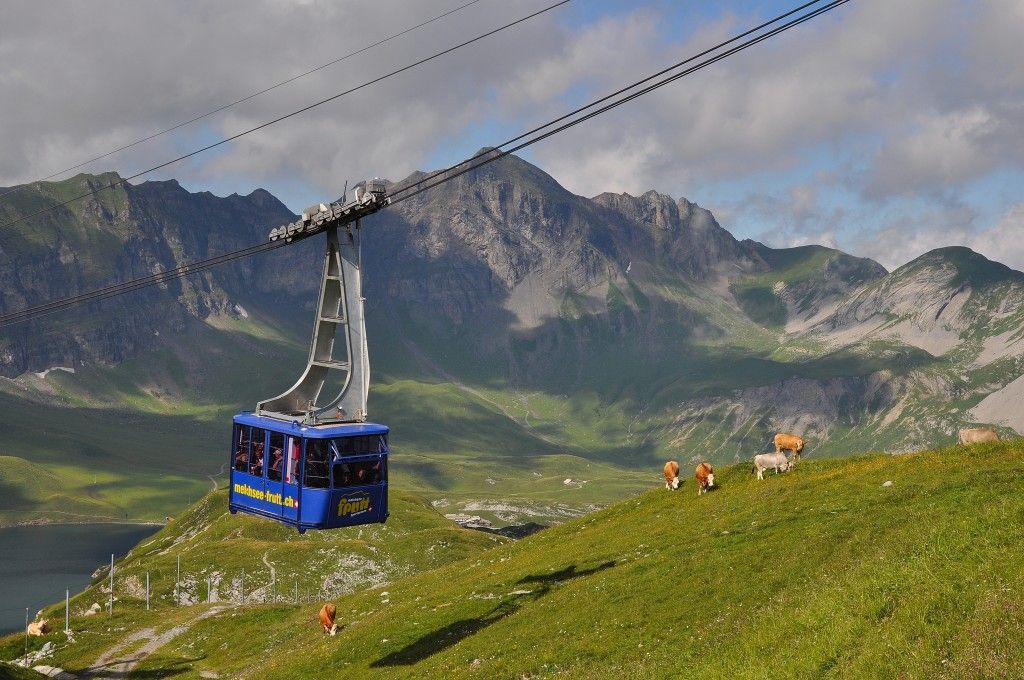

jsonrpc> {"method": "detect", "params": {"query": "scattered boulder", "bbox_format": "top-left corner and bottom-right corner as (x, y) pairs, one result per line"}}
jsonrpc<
(882, 480), (893, 487)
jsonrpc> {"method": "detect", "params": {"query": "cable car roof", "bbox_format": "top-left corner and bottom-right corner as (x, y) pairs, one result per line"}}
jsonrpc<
(232, 412), (389, 437)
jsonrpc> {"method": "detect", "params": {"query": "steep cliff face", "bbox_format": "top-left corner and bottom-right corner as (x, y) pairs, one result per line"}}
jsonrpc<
(809, 247), (1024, 356)
(0, 174), (303, 376)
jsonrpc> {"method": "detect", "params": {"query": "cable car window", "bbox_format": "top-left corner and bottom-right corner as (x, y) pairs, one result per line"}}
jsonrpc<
(268, 432), (284, 481)
(329, 435), (388, 457)
(304, 439), (329, 489)
(332, 458), (384, 488)
(249, 427), (266, 477)
(233, 426), (250, 472)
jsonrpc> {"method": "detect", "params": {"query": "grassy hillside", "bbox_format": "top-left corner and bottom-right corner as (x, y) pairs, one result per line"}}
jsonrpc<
(0, 487), (505, 672)
(7, 441), (1024, 678)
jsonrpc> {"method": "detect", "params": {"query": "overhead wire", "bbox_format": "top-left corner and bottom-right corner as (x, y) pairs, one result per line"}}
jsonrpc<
(0, 0), (572, 232)
(0, 240), (286, 327)
(388, 0), (831, 201)
(389, 0), (848, 206)
(0, 0), (850, 329)
(0, 0), (487, 202)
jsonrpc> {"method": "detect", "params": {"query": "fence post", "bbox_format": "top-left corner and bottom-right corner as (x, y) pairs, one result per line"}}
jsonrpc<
(175, 554), (180, 605)
(65, 589), (70, 633)
(24, 607), (28, 665)
(207, 576), (212, 604)
(108, 553), (114, 617)
(146, 572), (150, 611)
(241, 569), (245, 605)
(294, 581), (297, 604)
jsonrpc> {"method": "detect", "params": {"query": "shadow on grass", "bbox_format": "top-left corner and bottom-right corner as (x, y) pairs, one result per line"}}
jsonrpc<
(371, 561), (616, 667)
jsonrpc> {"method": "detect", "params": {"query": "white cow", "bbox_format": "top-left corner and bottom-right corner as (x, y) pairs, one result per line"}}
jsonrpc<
(752, 452), (790, 480)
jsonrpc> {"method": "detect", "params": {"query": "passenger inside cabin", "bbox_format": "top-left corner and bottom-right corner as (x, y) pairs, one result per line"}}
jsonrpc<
(234, 429), (251, 472)
(269, 447), (283, 480)
(250, 441), (265, 476)
(333, 462), (352, 487)
(305, 440), (329, 489)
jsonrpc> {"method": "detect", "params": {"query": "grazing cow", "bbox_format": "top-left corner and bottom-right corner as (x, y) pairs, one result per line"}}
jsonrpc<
(694, 463), (715, 495)
(663, 461), (681, 490)
(774, 433), (806, 460)
(319, 603), (338, 636)
(27, 619), (50, 636)
(958, 427), (999, 445)
(752, 452), (790, 480)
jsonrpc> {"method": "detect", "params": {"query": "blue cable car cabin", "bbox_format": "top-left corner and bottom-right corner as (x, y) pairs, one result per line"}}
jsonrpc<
(229, 413), (389, 533)
(232, 183), (392, 532)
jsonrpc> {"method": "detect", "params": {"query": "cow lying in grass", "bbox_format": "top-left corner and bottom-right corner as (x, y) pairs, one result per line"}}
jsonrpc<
(752, 452), (791, 480)
(319, 603), (338, 635)
(27, 619), (50, 636)
(695, 463), (714, 495)
(663, 461), (681, 490)
(958, 427), (999, 445)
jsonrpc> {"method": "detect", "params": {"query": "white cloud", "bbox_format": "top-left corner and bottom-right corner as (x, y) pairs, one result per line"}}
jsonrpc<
(867, 107), (1024, 198)
(0, 0), (566, 201)
(970, 202), (1024, 272)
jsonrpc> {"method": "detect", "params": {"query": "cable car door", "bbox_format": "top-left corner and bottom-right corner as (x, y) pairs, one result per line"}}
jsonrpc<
(280, 435), (302, 523)
(265, 432), (297, 522)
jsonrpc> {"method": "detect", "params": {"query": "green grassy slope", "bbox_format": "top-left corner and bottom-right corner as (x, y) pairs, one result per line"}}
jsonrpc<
(0, 487), (505, 673)
(8, 442), (1023, 678)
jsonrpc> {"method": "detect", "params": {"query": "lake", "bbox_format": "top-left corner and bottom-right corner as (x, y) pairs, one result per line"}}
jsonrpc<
(0, 523), (159, 635)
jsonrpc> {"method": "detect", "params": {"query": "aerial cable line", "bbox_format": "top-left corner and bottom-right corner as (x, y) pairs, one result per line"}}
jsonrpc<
(0, 241), (286, 326)
(391, 0), (849, 205)
(0, 0), (486, 202)
(0, 0), (572, 232)
(0, 0), (849, 329)
(389, 0), (832, 201)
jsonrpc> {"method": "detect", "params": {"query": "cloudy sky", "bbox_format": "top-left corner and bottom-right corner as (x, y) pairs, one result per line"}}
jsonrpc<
(2, 0), (1023, 270)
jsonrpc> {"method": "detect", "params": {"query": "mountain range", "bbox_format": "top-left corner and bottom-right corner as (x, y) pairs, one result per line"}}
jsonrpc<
(1, 151), (1022, 523)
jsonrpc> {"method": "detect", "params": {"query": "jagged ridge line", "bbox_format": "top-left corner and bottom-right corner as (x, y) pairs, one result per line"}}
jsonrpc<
(0, 0), (849, 328)
(387, 0), (832, 201)
(389, 0), (850, 205)
(0, 0), (573, 232)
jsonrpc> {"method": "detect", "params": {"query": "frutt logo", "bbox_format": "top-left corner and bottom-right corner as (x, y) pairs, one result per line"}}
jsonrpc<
(337, 495), (371, 518)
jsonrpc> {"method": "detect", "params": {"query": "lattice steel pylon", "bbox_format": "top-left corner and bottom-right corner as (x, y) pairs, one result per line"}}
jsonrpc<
(256, 180), (388, 424)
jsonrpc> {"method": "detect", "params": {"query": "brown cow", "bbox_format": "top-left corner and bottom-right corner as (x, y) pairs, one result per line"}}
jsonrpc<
(27, 619), (50, 636)
(694, 463), (714, 495)
(663, 461), (681, 490)
(959, 427), (999, 445)
(319, 603), (338, 636)
(774, 433), (806, 460)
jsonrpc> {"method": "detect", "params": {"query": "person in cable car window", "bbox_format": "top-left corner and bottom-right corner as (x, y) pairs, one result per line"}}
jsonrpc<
(235, 430), (251, 472)
(250, 441), (265, 476)
(269, 447), (283, 478)
(235, 447), (248, 472)
(305, 440), (329, 489)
